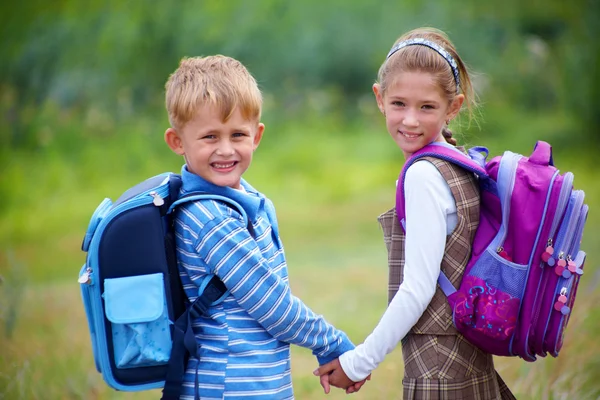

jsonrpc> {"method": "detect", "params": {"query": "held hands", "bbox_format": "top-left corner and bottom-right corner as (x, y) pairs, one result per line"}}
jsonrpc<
(313, 358), (371, 395)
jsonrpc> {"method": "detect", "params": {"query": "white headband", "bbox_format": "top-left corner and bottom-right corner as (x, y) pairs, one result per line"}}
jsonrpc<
(386, 38), (460, 93)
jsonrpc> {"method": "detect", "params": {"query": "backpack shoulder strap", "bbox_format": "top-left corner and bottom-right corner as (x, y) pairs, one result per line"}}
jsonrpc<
(394, 143), (489, 300)
(161, 191), (253, 400)
(169, 193), (249, 225)
(162, 275), (226, 400)
(395, 142), (489, 232)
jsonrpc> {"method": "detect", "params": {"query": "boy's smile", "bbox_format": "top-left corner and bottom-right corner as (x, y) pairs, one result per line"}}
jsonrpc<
(165, 104), (264, 189)
(212, 161), (237, 171)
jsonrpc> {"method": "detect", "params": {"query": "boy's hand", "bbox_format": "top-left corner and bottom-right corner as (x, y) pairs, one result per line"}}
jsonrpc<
(313, 359), (370, 394)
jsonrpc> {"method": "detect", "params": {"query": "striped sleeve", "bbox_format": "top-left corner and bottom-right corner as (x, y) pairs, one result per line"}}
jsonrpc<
(192, 215), (354, 364)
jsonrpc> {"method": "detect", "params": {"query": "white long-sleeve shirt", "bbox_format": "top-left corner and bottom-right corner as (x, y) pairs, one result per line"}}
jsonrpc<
(339, 160), (457, 382)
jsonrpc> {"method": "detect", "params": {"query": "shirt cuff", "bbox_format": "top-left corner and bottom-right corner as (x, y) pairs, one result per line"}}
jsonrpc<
(316, 333), (355, 365)
(338, 348), (367, 382)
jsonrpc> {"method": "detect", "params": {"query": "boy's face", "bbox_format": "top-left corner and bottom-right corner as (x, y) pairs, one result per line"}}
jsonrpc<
(165, 104), (264, 189)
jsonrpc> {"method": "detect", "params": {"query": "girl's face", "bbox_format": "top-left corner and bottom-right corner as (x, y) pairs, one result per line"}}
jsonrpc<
(374, 71), (464, 159)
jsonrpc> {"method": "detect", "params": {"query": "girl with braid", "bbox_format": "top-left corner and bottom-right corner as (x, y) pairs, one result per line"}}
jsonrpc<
(314, 27), (516, 399)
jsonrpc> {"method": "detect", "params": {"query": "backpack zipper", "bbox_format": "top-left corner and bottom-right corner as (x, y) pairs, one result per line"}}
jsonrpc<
(529, 177), (575, 334)
(539, 197), (586, 351)
(78, 266), (93, 284)
(79, 264), (102, 372)
(149, 191), (165, 206)
(540, 172), (574, 265)
(493, 151), (522, 256)
(547, 190), (585, 275)
(81, 184), (170, 390)
(550, 202), (587, 304)
(549, 249), (586, 355)
(552, 253), (584, 310)
(563, 202), (587, 276)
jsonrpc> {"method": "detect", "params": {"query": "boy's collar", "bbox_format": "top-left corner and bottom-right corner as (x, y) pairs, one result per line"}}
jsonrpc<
(180, 165), (263, 221)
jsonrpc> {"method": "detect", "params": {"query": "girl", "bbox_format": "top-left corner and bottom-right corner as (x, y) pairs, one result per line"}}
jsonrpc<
(314, 27), (516, 399)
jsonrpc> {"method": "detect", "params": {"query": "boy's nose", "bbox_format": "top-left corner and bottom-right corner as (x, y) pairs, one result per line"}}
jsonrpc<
(216, 140), (235, 156)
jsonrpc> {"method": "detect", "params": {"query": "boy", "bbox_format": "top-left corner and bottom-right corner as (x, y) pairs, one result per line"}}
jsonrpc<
(163, 55), (355, 399)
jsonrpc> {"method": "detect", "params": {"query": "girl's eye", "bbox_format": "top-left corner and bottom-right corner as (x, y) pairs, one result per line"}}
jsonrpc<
(422, 104), (435, 110)
(392, 101), (405, 107)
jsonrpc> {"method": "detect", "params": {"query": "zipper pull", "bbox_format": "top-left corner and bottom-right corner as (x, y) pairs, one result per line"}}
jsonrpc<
(150, 191), (165, 207)
(566, 255), (577, 273)
(547, 245), (560, 267)
(574, 252), (585, 276)
(541, 239), (554, 265)
(554, 287), (570, 315)
(557, 252), (567, 268)
(497, 246), (512, 261)
(559, 252), (572, 279)
(554, 252), (568, 277)
(78, 267), (93, 285)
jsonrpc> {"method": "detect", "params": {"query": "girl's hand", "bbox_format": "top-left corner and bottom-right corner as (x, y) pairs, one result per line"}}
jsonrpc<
(313, 359), (370, 394)
(345, 374), (370, 394)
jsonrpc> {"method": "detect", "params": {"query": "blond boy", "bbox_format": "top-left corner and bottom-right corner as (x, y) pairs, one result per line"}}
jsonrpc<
(163, 55), (354, 399)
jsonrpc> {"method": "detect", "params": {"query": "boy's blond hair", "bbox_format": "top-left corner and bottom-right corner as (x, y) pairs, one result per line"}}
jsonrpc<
(165, 55), (262, 129)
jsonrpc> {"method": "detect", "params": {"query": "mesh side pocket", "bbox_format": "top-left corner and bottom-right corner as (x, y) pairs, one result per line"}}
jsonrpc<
(104, 273), (172, 369)
(451, 249), (527, 342)
(470, 248), (528, 298)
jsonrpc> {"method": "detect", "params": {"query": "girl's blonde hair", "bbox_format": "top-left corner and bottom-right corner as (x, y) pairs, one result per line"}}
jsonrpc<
(376, 27), (477, 145)
(165, 55), (262, 130)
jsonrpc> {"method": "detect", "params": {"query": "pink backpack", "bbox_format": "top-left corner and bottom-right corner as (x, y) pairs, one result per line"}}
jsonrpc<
(396, 141), (588, 361)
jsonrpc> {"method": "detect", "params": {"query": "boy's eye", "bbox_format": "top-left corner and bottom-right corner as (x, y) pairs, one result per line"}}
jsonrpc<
(232, 132), (251, 139)
(202, 134), (217, 140)
(392, 101), (405, 107)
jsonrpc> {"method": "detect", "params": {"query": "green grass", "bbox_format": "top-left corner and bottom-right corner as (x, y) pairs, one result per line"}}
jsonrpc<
(1, 112), (599, 399)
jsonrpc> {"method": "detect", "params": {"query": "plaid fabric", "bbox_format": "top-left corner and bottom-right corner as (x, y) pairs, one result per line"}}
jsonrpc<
(378, 157), (480, 335)
(379, 157), (515, 398)
(401, 334), (516, 400)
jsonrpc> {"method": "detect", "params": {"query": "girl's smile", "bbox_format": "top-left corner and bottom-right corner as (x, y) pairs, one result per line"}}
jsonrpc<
(374, 71), (463, 159)
(400, 131), (422, 139)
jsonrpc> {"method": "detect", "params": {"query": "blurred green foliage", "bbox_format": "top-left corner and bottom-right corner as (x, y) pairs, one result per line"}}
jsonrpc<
(1, 1), (600, 399)
(1, 0), (599, 151)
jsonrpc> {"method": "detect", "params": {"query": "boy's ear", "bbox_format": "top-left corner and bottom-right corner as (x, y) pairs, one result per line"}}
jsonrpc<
(253, 123), (265, 150)
(373, 83), (385, 114)
(165, 128), (185, 155)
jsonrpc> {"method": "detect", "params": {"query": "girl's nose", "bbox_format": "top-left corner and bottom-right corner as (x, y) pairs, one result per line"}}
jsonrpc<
(402, 112), (419, 127)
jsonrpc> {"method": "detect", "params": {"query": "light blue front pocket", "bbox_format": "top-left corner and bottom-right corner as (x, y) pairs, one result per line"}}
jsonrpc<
(104, 273), (172, 369)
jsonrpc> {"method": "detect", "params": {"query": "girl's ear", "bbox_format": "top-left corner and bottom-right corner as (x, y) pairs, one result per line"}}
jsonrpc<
(373, 83), (385, 115)
(447, 94), (465, 121)
(165, 128), (185, 155)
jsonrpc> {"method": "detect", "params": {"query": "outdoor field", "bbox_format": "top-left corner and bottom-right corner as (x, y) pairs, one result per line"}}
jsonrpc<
(1, 1), (599, 399)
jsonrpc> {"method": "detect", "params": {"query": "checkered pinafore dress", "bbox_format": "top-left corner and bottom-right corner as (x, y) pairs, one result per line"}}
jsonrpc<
(378, 157), (516, 400)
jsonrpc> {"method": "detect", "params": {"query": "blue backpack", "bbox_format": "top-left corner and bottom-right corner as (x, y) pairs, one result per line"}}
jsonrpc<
(78, 173), (248, 398)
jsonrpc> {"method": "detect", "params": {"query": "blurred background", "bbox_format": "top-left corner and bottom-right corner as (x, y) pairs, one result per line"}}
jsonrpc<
(1, 1), (599, 399)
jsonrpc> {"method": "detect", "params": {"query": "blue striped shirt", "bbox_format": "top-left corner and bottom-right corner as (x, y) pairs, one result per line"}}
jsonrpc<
(173, 166), (354, 399)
